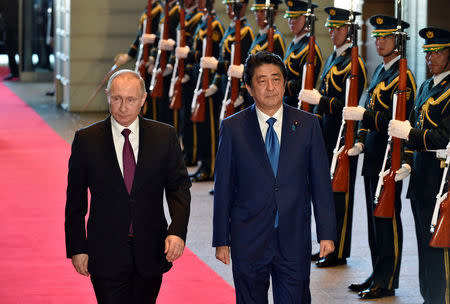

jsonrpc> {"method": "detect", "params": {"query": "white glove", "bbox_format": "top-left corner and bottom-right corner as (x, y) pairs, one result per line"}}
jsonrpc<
(394, 164), (411, 181)
(141, 33), (156, 45)
(446, 142), (450, 157)
(175, 46), (190, 59)
(200, 56), (219, 70)
(147, 62), (155, 74)
(162, 64), (173, 77)
(159, 38), (176, 51)
(343, 106), (366, 121)
(205, 84), (218, 97)
(298, 89), (322, 105)
(226, 96), (244, 108)
(348, 142), (364, 156)
(228, 64), (244, 79)
(115, 53), (130, 66)
(388, 120), (412, 140)
(181, 74), (190, 83)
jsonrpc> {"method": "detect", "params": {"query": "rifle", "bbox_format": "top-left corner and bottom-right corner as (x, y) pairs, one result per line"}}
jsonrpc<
(136, 0), (153, 81)
(169, 0), (186, 110)
(223, 0), (242, 118)
(150, 0), (171, 98)
(374, 0), (408, 218)
(297, 0), (315, 112)
(191, 0), (213, 122)
(265, 0), (274, 52)
(330, 8), (359, 192)
(430, 151), (450, 248)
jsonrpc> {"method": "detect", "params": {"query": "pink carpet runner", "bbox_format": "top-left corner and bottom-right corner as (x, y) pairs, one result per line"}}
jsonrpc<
(0, 70), (235, 303)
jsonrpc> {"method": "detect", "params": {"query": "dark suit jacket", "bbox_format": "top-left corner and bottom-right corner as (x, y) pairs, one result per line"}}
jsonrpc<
(65, 116), (191, 279)
(213, 104), (336, 279)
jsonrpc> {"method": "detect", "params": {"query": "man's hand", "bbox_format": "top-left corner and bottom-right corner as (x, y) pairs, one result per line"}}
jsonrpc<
(298, 89), (322, 105)
(388, 119), (412, 140)
(228, 64), (244, 79)
(343, 106), (366, 121)
(200, 56), (219, 70)
(159, 38), (176, 51)
(215, 246), (230, 265)
(165, 235), (185, 262)
(394, 163), (411, 181)
(141, 33), (156, 45)
(205, 84), (218, 97)
(71, 253), (89, 276)
(176, 46), (190, 59)
(319, 240), (335, 258)
(115, 53), (131, 66)
(348, 142), (364, 156)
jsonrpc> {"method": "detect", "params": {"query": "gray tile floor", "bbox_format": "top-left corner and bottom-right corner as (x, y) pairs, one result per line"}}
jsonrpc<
(5, 80), (424, 303)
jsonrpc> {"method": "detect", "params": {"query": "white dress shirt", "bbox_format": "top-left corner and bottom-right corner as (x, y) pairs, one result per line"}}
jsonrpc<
(111, 116), (139, 176)
(335, 42), (352, 58)
(433, 70), (450, 87)
(383, 55), (401, 71)
(255, 105), (283, 143)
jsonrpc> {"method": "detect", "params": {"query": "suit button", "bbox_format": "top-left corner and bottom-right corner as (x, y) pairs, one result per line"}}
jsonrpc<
(274, 186), (279, 191)
(273, 210), (277, 215)
(129, 199), (136, 205)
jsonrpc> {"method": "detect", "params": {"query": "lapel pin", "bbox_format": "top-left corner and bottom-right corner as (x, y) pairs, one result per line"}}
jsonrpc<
(292, 121), (300, 131)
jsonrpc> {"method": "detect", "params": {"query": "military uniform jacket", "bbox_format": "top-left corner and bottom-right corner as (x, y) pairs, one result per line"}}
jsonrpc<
(284, 35), (323, 100)
(127, 1), (163, 58)
(150, 2), (180, 59)
(405, 74), (450, 201)
(212, 18), (254, 89)
(315, 45), (367, 160)
(168, 6), (203, 72)
(357, 59), (416, 176)
(186, 12), (225, 81)
(249, 26), (286, 59)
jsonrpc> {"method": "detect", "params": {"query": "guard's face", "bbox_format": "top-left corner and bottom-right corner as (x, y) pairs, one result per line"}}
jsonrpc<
(426, 48), (450, 75)
(108, 76), (146, 127)
(246, 64), (285, 113)
(375, 35), (396, 57)
(329, 25), (348, 48)
(288, 15), (306, 36)
(254, 10), (267, 29)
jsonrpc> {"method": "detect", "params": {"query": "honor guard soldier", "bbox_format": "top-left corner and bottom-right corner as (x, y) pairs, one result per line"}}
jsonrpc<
(388, 27), (450, 304)
(300, 6), (367, 267)
(343, 15), (416, 299)
(171, 0), (204, 166)
(183, 0), (225, 182)
(249, 0), (286, 59)
(116, 1), (163, 70)
(283, 0), (323, 108)
(146, 0), (180, 123)
(202, 0), (254, 112)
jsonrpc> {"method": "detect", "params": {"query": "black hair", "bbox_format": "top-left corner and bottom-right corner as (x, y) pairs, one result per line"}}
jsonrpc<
(243, 51), (287, 87)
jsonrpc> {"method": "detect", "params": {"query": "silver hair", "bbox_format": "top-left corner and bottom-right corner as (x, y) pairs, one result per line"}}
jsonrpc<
(105, 69), (146, 96)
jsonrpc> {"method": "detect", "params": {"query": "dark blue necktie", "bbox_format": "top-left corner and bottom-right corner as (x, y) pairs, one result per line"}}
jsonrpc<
(265, 117), (280, 228)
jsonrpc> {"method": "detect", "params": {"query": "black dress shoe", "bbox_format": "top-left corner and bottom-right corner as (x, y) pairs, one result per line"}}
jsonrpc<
(348, 279), (372, 292)
(191, 170), (213, 182)
(358, 285), (395, 299)
(3, 73), (19, 81)
(315, 253), (346, 267)
(311, 252), (320, 262)
(209, 189), (214, 195)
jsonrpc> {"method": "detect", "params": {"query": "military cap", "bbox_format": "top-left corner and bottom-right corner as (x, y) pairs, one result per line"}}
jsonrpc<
(222, 0), (249, 5)
(251, 0), (281, 11)
(283, 0), (317, 19)
(324, 7), (360, 28)
(419, 27), (450, 52)
(369, 14), (409, 37)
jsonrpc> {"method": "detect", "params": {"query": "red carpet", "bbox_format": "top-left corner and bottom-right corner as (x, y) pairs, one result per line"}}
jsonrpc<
(0, 72), (235, 303)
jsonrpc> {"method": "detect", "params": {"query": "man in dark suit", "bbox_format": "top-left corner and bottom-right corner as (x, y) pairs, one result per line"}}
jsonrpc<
(213, 51), (336, 303)
(65, 69), (191, 304)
